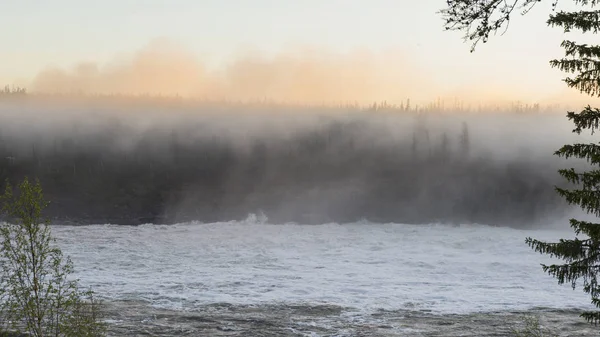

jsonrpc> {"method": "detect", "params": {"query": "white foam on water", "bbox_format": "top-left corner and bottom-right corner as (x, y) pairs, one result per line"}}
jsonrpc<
(51, 215), (595, 314)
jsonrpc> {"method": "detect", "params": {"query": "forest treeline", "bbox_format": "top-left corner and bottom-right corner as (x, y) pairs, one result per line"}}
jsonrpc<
(0, 86), (563, 114)
(0, 92), (579, 226)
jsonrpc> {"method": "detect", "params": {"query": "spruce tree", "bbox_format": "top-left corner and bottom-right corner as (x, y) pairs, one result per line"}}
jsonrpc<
(441, 0), (600, 325)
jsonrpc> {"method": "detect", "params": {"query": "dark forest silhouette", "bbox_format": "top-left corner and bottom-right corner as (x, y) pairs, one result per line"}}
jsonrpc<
(0, 92), (580, 226)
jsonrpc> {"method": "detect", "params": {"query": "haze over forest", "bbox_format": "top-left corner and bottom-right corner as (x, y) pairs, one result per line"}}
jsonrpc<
(1, 1), (599, 227)
(0, 88), (592, 227)
(3, 37), (600, 109)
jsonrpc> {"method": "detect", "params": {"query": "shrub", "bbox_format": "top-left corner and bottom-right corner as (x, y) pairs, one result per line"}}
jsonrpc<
(511, 315), (557, 337)
(0, 177), (106, 336)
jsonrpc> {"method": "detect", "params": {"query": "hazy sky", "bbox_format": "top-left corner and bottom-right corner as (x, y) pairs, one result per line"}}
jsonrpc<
(0, 0), (588, 104)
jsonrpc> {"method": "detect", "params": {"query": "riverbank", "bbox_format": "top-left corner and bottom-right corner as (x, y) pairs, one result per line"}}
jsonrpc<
(103, 300), (594, 336)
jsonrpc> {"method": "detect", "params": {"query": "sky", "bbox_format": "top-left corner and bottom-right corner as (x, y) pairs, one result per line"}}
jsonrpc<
(0, 0), (590, 105)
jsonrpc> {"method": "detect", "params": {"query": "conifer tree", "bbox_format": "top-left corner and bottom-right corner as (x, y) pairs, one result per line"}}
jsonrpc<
(460, 122), (470, 157)
(441, 0), (600, 325)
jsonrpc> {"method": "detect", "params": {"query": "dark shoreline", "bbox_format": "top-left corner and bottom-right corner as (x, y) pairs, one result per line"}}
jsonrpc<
(102, 300), (595, 336)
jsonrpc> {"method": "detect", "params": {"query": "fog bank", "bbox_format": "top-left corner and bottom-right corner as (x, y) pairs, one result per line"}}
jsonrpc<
(0, 96), (590, 227)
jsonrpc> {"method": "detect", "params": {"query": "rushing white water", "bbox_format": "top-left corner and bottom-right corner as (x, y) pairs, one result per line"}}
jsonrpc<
(52, 215), (594, 315)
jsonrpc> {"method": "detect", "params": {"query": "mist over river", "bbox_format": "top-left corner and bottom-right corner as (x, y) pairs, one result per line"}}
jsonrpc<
(0, 99), (589, 227)
(1, 97), (597, 335)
